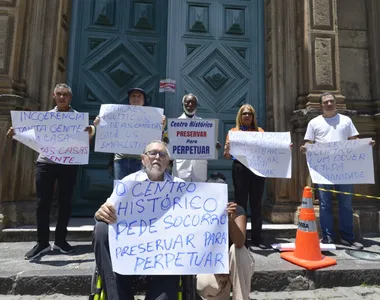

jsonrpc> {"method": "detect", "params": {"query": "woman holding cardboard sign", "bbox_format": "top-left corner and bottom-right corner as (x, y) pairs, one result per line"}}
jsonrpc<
(223, 104), (266, 248)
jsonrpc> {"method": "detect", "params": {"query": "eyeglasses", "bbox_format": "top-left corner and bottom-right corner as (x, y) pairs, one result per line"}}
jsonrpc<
(144, 150), (168, 159)
(242, 112), (253, 116)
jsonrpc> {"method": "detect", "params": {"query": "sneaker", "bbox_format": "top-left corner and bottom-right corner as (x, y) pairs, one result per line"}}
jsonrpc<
(53, 241), (73, 254)
(321, 236), (335, 244)
(24, 243), (51, 260)
(341, 238), (363, 250)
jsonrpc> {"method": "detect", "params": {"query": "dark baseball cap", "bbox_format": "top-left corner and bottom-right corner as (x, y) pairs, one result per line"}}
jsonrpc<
(127, 88), (147, 106)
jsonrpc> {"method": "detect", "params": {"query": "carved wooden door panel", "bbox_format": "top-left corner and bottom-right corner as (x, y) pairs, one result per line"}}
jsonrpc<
(67, 0), (168, 215)
(165, 0), (265, 197)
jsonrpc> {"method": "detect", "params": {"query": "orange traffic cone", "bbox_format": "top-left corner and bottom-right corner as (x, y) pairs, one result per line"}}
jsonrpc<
(281, 186), (336, 270)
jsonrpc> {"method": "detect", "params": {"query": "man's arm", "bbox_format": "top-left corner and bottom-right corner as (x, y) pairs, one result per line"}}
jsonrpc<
(300, 140), (314, 154)
(227, 203), (246, 248)
(95, 202), (117, 224)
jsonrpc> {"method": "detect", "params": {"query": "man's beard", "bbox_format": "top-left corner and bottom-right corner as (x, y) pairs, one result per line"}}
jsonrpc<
(145, 164), (164, 180)
(183, 105), (196, 116)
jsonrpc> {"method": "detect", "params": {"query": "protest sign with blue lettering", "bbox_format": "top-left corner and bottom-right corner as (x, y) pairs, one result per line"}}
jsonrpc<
(94, 104), (164, 155)
(167, 118), (218, 159)
(305, 138), (374, 184)
(11, 111), (90, 164)
(229, 131), (292, 178)
(108, 181), (229, 275)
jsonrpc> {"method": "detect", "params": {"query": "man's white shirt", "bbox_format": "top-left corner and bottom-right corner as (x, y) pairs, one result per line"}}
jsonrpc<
(304, 113), (359, 143)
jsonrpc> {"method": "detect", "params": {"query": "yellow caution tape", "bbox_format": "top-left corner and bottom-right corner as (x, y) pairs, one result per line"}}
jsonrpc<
(311, 187), (380, 200)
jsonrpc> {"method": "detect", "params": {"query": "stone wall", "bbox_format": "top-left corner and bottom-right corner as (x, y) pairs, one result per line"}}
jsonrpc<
(264, 0), (380, 235)
(0, 0), (71, 229)
(336, 0), (380, 234)
(338, 0), (371, 112)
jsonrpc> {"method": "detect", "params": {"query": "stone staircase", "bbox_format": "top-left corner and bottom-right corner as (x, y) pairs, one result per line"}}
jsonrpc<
(1, 219), (380, 297)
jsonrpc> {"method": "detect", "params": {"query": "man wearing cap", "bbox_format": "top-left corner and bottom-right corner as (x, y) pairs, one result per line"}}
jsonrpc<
(172, 93), (220, 182)
(94, 88), (166, 180)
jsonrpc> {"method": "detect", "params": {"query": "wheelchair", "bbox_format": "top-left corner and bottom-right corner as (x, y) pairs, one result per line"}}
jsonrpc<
(89, 266), (199, 300)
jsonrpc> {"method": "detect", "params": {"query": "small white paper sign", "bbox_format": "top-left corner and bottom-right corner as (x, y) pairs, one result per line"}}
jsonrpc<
(306, 138), (374, 184)
(95, 104), (164, 155)
(108, 181), (229, 275)
(229, 131), (292, 178)
(167, 118), (218, 159)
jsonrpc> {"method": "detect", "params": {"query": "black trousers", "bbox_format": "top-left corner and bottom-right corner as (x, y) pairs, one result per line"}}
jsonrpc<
(35, 162), (78, 244)
(232, 160), (266, 244)
(93, 221), (179, 300)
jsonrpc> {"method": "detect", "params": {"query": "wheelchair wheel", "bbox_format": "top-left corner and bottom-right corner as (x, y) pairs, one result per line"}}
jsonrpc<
(89, 266), (105, 300)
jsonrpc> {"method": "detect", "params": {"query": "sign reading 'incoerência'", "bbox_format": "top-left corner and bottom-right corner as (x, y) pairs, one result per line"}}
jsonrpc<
(94, 104), (164, 155)
(167, 118), (218, 159)
(11, 111), (90, 165)
(108, 181), (229, 275)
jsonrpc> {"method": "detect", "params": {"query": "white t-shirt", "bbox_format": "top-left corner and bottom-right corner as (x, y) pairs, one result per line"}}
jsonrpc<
(304, 113), (359, 143)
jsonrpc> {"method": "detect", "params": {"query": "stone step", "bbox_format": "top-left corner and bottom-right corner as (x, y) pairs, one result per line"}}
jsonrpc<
(0, 218), (298, 242)
(1, 239), (380, 296)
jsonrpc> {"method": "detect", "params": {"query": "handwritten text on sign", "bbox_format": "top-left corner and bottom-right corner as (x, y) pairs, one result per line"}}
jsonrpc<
(306, 138), (374, 184)
(95, 105), (163, 155)
(229, 131), (292, 178)
(108, 181), (229, 275)
(167, 118), (218, 159)
(11, 111), (89, 164)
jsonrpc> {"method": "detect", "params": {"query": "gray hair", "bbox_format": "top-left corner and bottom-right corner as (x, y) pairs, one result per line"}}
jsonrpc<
(143, 140), (171, 159)
(182, 93), (198, 104)
(54, 83), (72, 95)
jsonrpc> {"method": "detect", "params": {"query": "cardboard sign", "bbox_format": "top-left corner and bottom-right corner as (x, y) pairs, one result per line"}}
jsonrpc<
(108, 181), (229, 275)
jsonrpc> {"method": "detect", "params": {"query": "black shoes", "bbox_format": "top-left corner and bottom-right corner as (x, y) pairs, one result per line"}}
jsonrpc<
(24, 243), (51, 260)
(24, 241), (74, 260)
(53, 241), (74, 253)
(341, 238), (364, 250)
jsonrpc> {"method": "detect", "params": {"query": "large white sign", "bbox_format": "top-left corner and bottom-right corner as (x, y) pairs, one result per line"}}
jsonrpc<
(167, 118), (218, 159)
(229, 131), (292, 178)
(306, 138), (374, 184)
(11, 111), (90, 164)
(95, 104), (164, 155)
(108, 181), (229, 275)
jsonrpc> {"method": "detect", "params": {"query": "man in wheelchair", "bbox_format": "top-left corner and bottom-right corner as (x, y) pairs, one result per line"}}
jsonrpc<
(92, 140), (254, 300)
(93, 140), (184, 300)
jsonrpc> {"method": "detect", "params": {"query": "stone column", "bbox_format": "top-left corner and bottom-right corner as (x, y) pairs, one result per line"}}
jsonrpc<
(263, 0), (301, 223)
(0, 0), (71, 229)
(296, 0), (345, 110)
(264, 0), (344, 223)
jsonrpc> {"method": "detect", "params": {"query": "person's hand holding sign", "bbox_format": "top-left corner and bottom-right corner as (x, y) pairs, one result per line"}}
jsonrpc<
(227, 202), (238, 221)
(93, 116), (101, 126)
(95, 202), (117, 224)
(6, 127), (15, 138)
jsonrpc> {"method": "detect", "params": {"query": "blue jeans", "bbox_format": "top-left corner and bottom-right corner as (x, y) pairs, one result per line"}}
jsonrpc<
(317, 184), (354, 241)
(113, 158), (141, 180)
